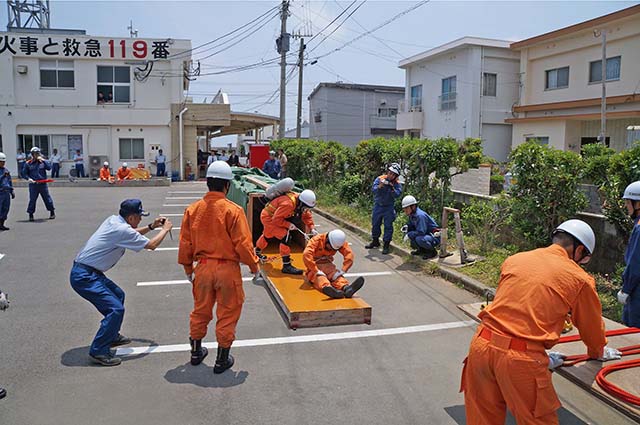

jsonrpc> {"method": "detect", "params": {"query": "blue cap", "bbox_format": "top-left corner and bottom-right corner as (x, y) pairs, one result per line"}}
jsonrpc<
(119, 199), (150, 217)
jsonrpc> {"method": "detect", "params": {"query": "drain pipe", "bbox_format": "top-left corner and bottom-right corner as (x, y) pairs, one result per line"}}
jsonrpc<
(178, 107), (188, 180)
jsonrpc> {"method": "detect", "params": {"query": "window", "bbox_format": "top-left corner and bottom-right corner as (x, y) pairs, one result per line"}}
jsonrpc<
(377, 107), (398, 117)
(483, 73), (497, 97)
(525, 136), (549, 145)
(18, 134), (50, 157)
(627, 126), (640, 149)
(119, 138), (144, 160)
(314, 111), (322, 123)
(440, 76), (457, 110)
(589, 56), (621, 83)
(410, 85), (422, 109)
(40, 60), (74, 89)
(545, 67), (569, 90)
(97, 66), (131, 104)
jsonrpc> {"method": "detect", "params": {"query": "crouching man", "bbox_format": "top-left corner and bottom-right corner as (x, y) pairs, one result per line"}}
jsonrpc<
(401, 195), (440, 259)
(303, 229), (364, 299)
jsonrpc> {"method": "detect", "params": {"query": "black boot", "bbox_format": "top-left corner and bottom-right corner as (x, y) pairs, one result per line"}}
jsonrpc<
(382, 241), (391, 255)
(322, 286), (345, 299)
(213, 346), (234, 374)
(190, 338), (208, 366)
(281, 255), (303, 275)
(28, 214), (34, 222)
(0, 220), (8, 231)
(49, 211), (55, 220)
(422, 248), (438, 260)
(364, 238), (380, 249)
(343, 277), (365, 298)
(410, 247), (424, 256)
(255, 248), (267, 261)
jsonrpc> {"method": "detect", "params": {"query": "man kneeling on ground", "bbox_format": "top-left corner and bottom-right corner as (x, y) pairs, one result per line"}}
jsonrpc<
(303, 229), (364, 299)
(401, 195), (440, 259)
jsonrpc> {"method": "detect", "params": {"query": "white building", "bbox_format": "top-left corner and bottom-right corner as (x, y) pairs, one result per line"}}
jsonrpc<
(508, 4), (640, 152)
(0, 29), (193, 177)
(397, 37), (520, 162)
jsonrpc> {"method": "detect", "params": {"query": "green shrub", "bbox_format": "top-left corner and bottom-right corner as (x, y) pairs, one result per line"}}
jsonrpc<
(338, 173), (366, 205)
(462, 196), (512, 253)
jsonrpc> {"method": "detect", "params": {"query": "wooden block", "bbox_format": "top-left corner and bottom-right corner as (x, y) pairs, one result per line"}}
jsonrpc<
(457, 302), (640, 421)
(261, 251), (372, 330)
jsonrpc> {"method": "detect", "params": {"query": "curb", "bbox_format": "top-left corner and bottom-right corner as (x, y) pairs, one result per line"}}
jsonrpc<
(315, 207), (493, 298)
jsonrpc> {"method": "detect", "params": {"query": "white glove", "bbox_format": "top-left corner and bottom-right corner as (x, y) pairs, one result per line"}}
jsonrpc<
(617, 290), (629, 305)
(185, 273), (193, 283)
(0, 292), (9, 310)
(315, 270), (326, 277)
(28, 178), (35, 183)
(288, 223), (297, 231)
(403, 234), (410, 243)
(253, 271), (261, 281)
(310, 228), (319, 236)
(547, 351), (566, 370)
(332, 270), (344, 281)
(433, 231), (441, 238)
(598, 346), (622, 361)
(401, 225), (408, 234)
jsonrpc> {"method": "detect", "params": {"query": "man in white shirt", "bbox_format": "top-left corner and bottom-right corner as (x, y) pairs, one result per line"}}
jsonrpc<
(69, 199), (173, 366)
(155, 149), (167, 177)
(16, 149), (26, 178)
(207, 150), (219, 166)
(50, 149), (62, 178)
(72, 149), (85, 178)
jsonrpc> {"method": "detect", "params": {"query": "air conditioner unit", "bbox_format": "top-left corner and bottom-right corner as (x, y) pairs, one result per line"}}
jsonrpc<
(16, 65), (28, 74)
(89, 155), (109, 178)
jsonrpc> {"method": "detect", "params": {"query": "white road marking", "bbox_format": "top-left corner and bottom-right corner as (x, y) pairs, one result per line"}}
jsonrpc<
(0, 253), (5, 261)
(162, 204), (189, 207)
(137, 271), (392, 286)
(153, 247), (178, 251)
(116, 320), (475, 356)
(159, 213), (184, 217)
(165, 197), (201, 200)
(155, 227), (180, 231)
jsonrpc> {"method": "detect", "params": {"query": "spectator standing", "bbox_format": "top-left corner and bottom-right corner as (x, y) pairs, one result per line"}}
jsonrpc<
(227, 149), (240, 167)
(73, 150), (85, 178)
(207, 150), (219, 166)
(262, 151), (281, 179)
(155, 149), (167, 177)
(16, 149), (26, 178)
(278, 149), (288, 178)
(50, 148), (62, 178)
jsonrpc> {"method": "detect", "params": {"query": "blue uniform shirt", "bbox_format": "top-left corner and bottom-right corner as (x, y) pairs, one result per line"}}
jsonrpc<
(372, 175), (402, 207)
(263, 159), (281, 179)
(0, 167), (13, 193)
(623, 218), (640, 295)
(75, 215), (150, 272)
(23, 159), (51, 180)
(407, 207), (439, 239)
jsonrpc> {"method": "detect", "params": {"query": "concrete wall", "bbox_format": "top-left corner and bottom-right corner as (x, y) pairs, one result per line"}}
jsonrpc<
(451, 165), (491, 196)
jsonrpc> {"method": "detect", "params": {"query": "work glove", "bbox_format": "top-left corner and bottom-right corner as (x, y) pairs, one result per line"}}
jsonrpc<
(433, 231), (441, 238)
(28, 178), (35, 183)
(403, 234), (410, 243)
(0, 292), (9, 310)
(617, 290), (629, 305)
(547, 351), (566, 370)
(253, 271), (262, 282)
(331, 270), (344, 281)
(315, 270), (326, 278)
(598, 346), (622, 362)
(288, 223), (297, 231)
(185, 273), (193, 283)
(310, 228), (319, 236)
(401, 225), (408, 233)
(11, 192), (15, 199)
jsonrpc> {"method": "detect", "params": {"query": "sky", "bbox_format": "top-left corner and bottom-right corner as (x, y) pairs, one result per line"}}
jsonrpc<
(1, 0), (637, 136)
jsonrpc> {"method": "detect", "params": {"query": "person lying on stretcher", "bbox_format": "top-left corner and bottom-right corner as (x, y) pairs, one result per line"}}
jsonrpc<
(303, 230), (364, 299)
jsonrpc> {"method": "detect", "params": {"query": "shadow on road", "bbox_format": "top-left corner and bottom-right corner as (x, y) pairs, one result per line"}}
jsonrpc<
(60, 338), (156, 367)
(444, 405), (588, 425)
(164, 362), (248, 388)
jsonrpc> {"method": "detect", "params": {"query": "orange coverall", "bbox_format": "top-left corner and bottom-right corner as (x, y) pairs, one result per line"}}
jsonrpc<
(116, 167), (133, 181)
(178, 191), (259, 348)
(461, 244), (607, 425)
(99, 167), (113, 182)
(303, 233), (354, 292)
(256, 192), (314, 256)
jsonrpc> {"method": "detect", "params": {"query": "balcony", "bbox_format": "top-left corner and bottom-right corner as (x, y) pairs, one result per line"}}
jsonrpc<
(396, 100), (423, 131)
(439, 92), (457, 111)
(369, 114), (397, 130)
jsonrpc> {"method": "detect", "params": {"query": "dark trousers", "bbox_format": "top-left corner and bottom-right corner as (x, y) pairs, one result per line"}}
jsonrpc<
(27, 183), (54, 214)
(75, 164), (85, 178)
(51, 163), (60, 178)
(156, 163), (166, 177)
(371, 204), (396, 243)
(0, 192), (10, 220)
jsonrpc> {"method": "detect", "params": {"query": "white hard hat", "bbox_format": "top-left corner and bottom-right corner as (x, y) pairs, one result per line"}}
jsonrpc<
(388, 162), (401, 175)
(0, 152), (6, 161)
(103, 161), (109, 166)
(327, 229), (346, 250)
(299, 189), (316, 208)
(623, 181), (640, 201)
(206, 160), (233, 180)
(30, 146), (41, 153)
(402, 195), (418, 209)
(269, 150), (276, 155)
(122, 162), (128, 167)
(554, 219), (596, 255)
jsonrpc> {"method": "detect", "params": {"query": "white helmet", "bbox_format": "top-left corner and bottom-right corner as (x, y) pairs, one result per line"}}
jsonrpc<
(30, 146), (41, 153)
(269, 150), (276, 156)
(299, 189), (316, 208)
(553, 219), (596, 255)
(402, 195), (418, 209)
(623, 181), (640, 201)
(327, 229), (346, 250)
(103, 161), (109, 166)
(206, 160), (233, 180)
(388, 162), (401, 176)
(122, 162), (128, 168)
(0, 152), (6, 161)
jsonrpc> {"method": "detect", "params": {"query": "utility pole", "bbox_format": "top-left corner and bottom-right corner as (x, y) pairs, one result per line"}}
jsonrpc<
(595, 29), (607, 144)
(276, 1), (291, 140)
(296, 38), (305, 139)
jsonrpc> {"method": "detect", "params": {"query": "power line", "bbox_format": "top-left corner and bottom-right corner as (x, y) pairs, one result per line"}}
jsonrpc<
(306, 1), (367, 54)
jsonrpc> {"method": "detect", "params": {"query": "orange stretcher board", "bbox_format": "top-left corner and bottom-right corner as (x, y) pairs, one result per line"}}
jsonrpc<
(457, 302), (640, 422)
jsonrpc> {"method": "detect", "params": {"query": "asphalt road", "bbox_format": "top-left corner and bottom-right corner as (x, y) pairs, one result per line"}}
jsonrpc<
(0, 182), (635, 425)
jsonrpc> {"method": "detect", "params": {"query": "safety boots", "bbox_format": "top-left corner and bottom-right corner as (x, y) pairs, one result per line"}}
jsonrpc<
(343, 277), (365, 298)
(28, 214), (34, 222)
(422, 248), (438, 260)
(381, 241), (391, 255)
(255, 248), (267, 262)
(0, 220), (8, 231)
(213, 346), (234, 374)
(364, 238), (380, 249)
(190, 338), (208, 366)
(322, 286), (345, 299)
(49, 211), (55, 220)
(281, 255), (303, 275)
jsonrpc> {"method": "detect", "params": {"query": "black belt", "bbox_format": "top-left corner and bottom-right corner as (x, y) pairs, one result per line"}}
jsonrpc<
(73, 261), (104, 276)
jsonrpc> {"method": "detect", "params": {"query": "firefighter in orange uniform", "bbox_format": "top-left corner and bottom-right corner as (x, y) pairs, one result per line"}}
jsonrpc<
(116, 163), (133, 181)
(178, 161), (259, 374)
(303, 229), (365, 299)
(461, 219), (622, 425)
(99, 161), (114, 184)
(255, 189), (317, 275)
